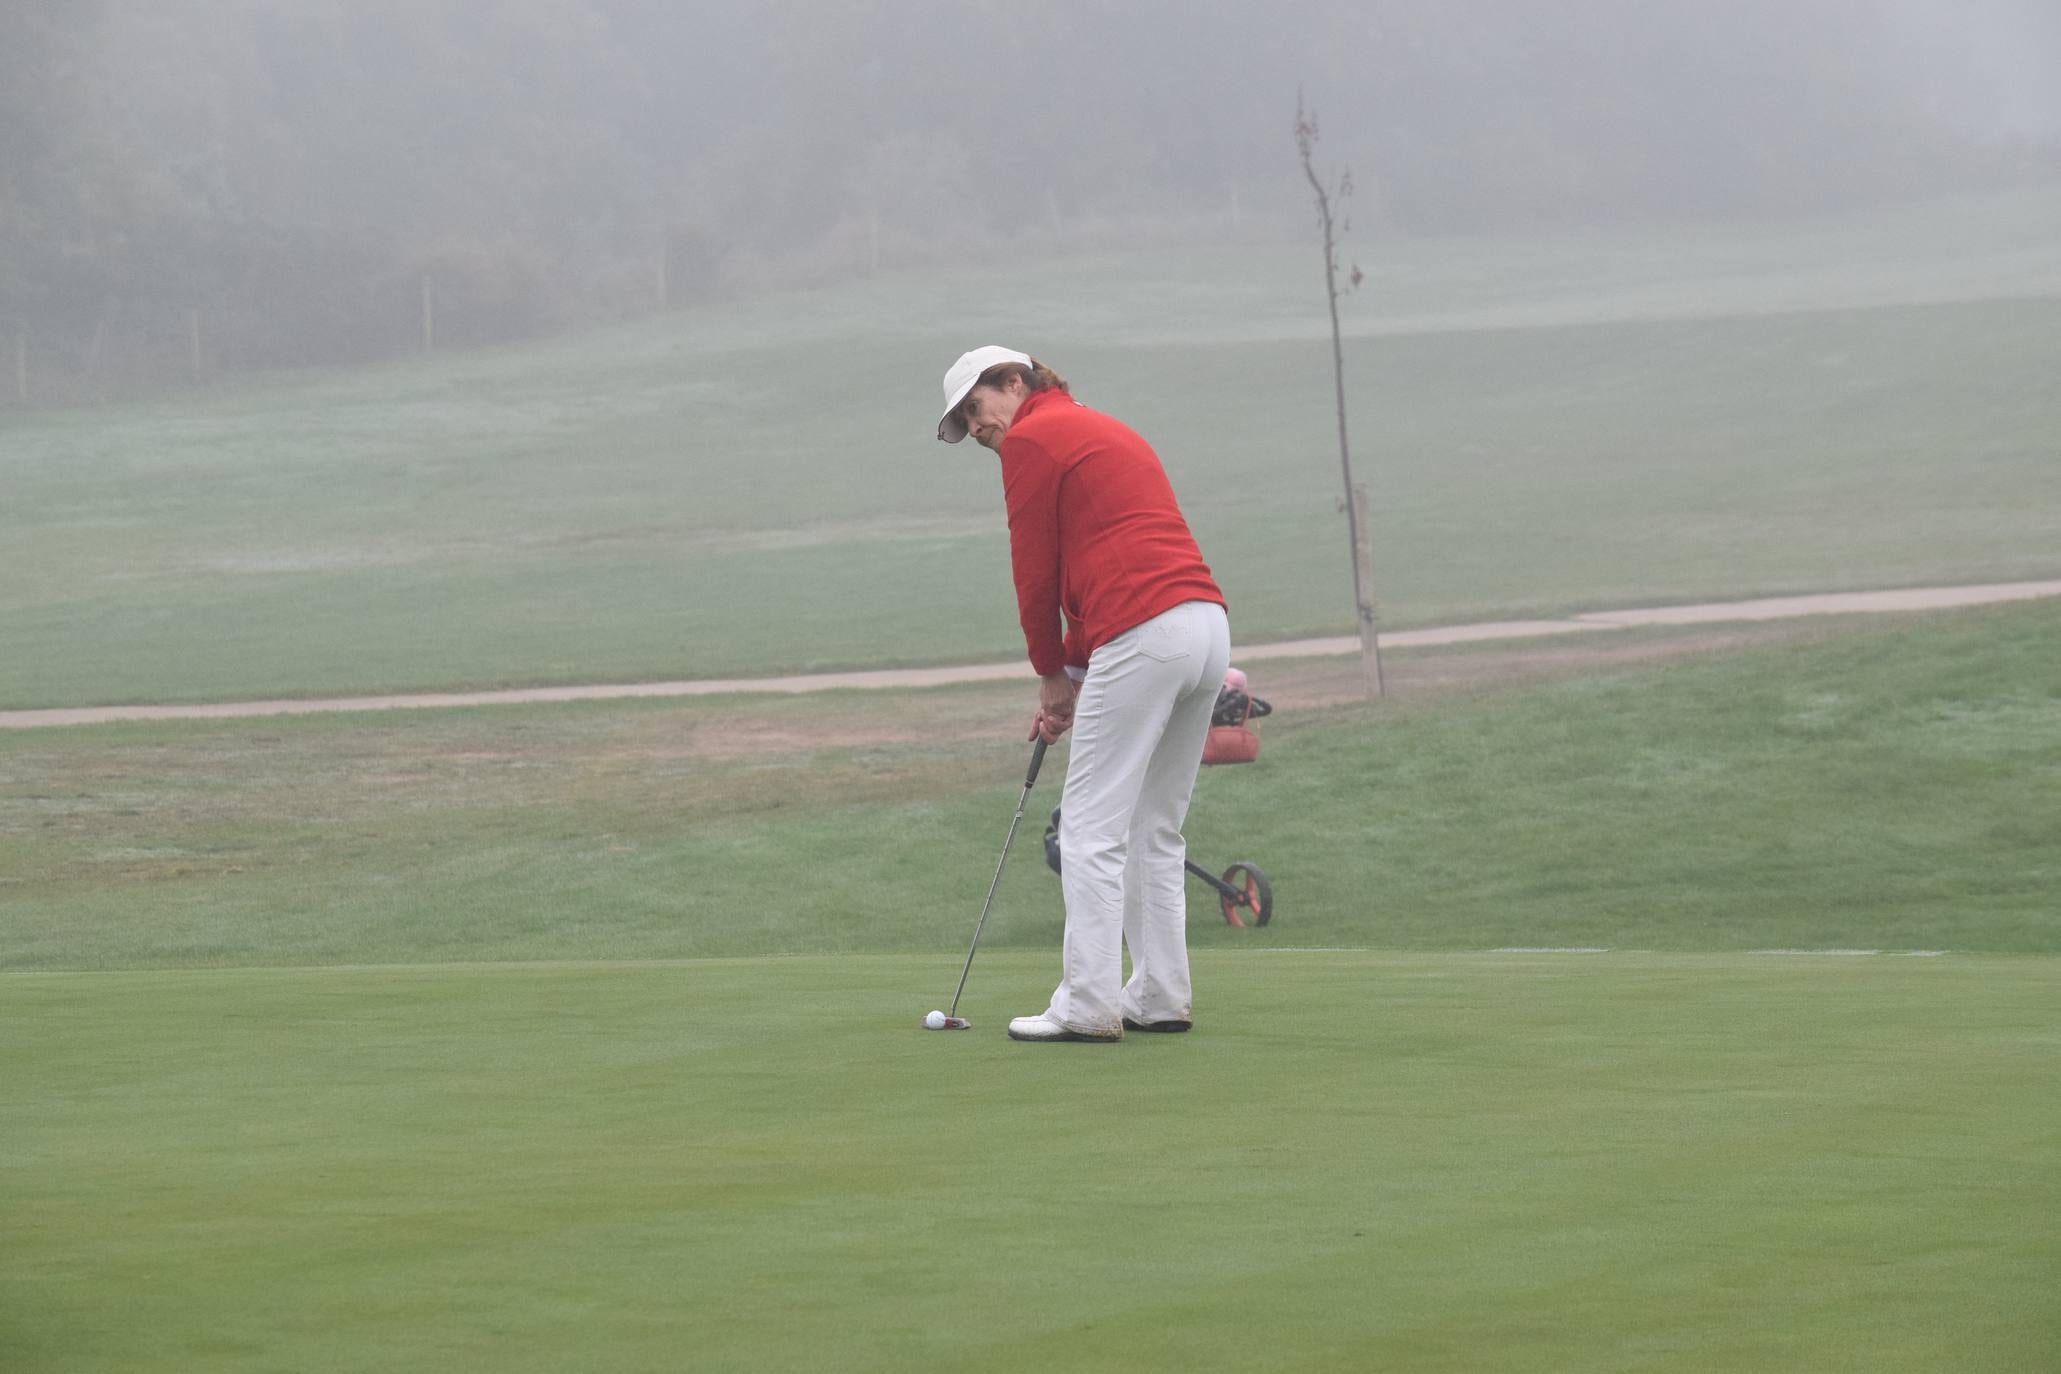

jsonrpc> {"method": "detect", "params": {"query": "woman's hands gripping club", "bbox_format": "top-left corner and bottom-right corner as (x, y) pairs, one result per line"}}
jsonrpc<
(1030, 671), (1079, 743)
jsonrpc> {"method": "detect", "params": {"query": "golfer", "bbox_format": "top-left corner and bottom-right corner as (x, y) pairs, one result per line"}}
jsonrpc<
(936, 345), (1231, 1043)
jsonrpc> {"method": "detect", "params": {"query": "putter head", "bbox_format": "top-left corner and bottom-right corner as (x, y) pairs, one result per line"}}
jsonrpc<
(922, 1015), (972, 1031)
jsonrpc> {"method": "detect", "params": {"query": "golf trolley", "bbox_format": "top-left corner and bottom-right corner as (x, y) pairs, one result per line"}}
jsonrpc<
(1042, 667), (1275, 927)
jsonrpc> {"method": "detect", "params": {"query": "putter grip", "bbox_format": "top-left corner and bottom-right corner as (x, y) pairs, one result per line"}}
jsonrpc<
(1026, 735), (1048, 788)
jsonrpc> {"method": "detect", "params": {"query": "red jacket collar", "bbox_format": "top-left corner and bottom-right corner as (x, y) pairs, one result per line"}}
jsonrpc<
(1013, 387), (1080, 424)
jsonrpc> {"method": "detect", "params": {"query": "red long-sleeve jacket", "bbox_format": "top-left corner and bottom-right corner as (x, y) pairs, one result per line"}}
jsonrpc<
(999, 388), (1225, 678)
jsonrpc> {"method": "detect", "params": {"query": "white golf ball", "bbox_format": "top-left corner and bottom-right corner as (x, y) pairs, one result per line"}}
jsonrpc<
(924, 1010), (947, 1030)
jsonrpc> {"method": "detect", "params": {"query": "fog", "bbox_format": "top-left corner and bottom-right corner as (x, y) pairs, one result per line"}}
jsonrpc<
(1886, 0), (2061, 137)
(3, 1), (2057, 395)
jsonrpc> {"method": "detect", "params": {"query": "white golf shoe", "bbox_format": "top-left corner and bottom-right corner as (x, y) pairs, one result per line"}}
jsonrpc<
(1006, 1013), (1122, 1043)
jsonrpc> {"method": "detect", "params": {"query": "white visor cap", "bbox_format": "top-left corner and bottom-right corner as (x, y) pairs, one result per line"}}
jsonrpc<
(937, 345), (1033, 442)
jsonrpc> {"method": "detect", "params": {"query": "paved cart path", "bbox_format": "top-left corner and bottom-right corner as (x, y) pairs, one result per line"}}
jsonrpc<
(4, 580), (2058, 730)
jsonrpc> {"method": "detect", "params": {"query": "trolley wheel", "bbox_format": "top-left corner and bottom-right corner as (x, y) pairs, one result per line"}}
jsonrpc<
(1219, 863), (1273, 928)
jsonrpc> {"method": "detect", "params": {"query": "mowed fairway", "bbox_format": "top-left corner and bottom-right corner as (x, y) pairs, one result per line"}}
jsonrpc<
(6, 193), (2060, 1368)
(4, 603), (2059, 1368)
(3, 191), (2060, 707)
(6, 952), (2056, 1372)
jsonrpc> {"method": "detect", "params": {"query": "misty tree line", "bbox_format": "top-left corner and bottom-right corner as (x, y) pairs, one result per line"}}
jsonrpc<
(3, 0), (2054, 403)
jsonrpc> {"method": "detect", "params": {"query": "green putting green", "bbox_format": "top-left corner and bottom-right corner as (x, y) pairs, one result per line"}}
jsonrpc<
(5, 951), (2055, 1371)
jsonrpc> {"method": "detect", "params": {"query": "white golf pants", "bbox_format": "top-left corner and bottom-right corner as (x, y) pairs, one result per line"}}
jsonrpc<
(1047, 600), (1232, 1034)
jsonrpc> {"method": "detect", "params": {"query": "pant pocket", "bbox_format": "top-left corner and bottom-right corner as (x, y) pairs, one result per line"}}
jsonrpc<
(1137, 621), (1191, 663)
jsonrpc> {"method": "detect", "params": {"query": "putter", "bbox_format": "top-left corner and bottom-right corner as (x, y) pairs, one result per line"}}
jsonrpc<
(931, 735), (1049, 1030)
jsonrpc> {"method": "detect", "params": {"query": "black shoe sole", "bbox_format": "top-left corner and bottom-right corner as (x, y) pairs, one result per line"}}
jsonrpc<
(1121, 1018), (1192, 1033)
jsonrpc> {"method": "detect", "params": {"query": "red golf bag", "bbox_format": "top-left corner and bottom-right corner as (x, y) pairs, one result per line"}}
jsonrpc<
(1202, 666), (1270, 765)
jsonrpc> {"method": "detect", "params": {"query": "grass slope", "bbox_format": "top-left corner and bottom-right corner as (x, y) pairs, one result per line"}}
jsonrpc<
(3, 193), (2060, 706)
(3, 601), (2057, 971)
(5, 952), (2056, 1372)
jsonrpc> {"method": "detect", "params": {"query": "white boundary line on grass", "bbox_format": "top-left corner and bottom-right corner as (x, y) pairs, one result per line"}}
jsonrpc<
(1749, 948), (1950, 957)
(1228, 948), (1962, 961)
(0, 950), (1972, 979)
(4, 580), (2058, 729)
(1482, 948), (1957, 957)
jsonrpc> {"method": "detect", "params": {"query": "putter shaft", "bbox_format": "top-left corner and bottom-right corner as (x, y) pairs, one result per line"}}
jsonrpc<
(947, 736), (1048, 1017)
